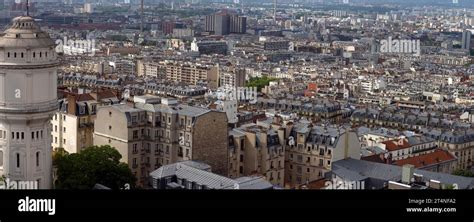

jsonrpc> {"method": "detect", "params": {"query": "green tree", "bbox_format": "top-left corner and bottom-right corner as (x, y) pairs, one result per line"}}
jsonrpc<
(55, 145), (136, 189)
(246, 76), (278, 92)
(452, 169), (474, 177)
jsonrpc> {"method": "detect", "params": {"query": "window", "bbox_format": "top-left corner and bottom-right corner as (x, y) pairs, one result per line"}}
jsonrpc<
(63, 127), (66, 133)
(33, 52), (35, 58)
(14, 52), (16, 58)
(0, 150), (3, 167)
(55, 125), (57, 132)
(36, 152), (40, 167)
(16, 153), (20, 168)
(133, 144), (138, 153)
(11, 132), (14, 139)
(32, 132), (35, 139)
(7, 52), (10, 57)
(21, 132), (24, 140)
(64, 139), (66, 144)
(16, 132), (19, 140)
(109, 126), (112, 130)
(240, 155), (244, 162)
(21, 52), (23, 58)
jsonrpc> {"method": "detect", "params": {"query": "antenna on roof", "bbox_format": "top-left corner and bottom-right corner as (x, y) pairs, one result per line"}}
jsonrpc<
(26, 0), (30, 17)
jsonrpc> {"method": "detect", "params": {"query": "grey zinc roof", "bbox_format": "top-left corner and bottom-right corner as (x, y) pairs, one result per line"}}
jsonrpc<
(150, 161), (274, 190)
(333, 159), (474, 189)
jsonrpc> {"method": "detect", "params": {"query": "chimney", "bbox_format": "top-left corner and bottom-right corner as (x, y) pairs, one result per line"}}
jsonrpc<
(67, 95), (77, 115)
(428, 179), (441, 189)
(401, 164), (415, 184)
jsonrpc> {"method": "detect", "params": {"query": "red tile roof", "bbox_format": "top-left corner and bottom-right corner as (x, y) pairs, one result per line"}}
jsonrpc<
(382, 138), (411, 151)
(394, 149), (456, 168)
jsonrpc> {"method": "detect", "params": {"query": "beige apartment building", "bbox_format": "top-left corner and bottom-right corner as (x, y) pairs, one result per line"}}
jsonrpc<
(51, 90), (120, 154)
(93, 96), (228, 186)
(282, 122), (361, 188)
(228, 124), (285, 187)
(136, 59), (219, 89)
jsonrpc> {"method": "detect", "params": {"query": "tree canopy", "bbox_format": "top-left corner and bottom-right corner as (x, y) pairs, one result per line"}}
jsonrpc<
(246, 76), (278, 92)
(55, 145), (136, 189)
(452, 169), (474, 178)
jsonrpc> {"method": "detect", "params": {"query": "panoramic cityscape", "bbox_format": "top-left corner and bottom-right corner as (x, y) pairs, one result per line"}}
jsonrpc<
(0, 0), (472, 194)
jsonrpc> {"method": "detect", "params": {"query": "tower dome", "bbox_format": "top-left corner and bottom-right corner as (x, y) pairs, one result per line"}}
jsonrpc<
(0, 16), (58, 189)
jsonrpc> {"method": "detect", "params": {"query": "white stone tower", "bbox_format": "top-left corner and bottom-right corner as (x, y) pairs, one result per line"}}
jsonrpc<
(0, 16), (58, 189)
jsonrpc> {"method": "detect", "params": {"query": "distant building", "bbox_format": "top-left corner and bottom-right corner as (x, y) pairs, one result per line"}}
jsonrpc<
(205, 12), (247, 35)
(191, 39), (228, 55)
(462, 30), (472, 50)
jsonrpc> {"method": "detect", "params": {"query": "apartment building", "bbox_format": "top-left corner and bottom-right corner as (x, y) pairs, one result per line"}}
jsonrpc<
(283, 122), (361, 188)
(93, 96), (228, 186)
(228, 123), (285, 187)
(377, 135), (438, 161)
(51, 90), (119, 154)
(424, 129), (474, 170)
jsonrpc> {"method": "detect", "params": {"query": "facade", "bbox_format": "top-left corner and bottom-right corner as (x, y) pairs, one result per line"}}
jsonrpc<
(377, 136), (438, 161)
(0, 16), (59, 189)
(163, 61), (219, 89)
(51, 90), (119, 154)
(219, 68), (246, 88)
(205, 13), (247, 35)
(228, 124), (286, 187)
(283, 123), (361, 188)
(94, 96), (229, 186)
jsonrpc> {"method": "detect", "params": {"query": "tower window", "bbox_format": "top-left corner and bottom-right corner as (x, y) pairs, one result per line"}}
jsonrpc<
(21, 132), (24, 140)
(14, 52), (16, 58)
(21, 52), (23, 58)
(33, 52), (35, 58)
(45, 52), (48, 57)
(39, 52), (42, 57)
(7, 52), (10, 57)
(16, 153), (20, 168)
(36, 152), (40, 167)
(0, 150), (3, 167)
